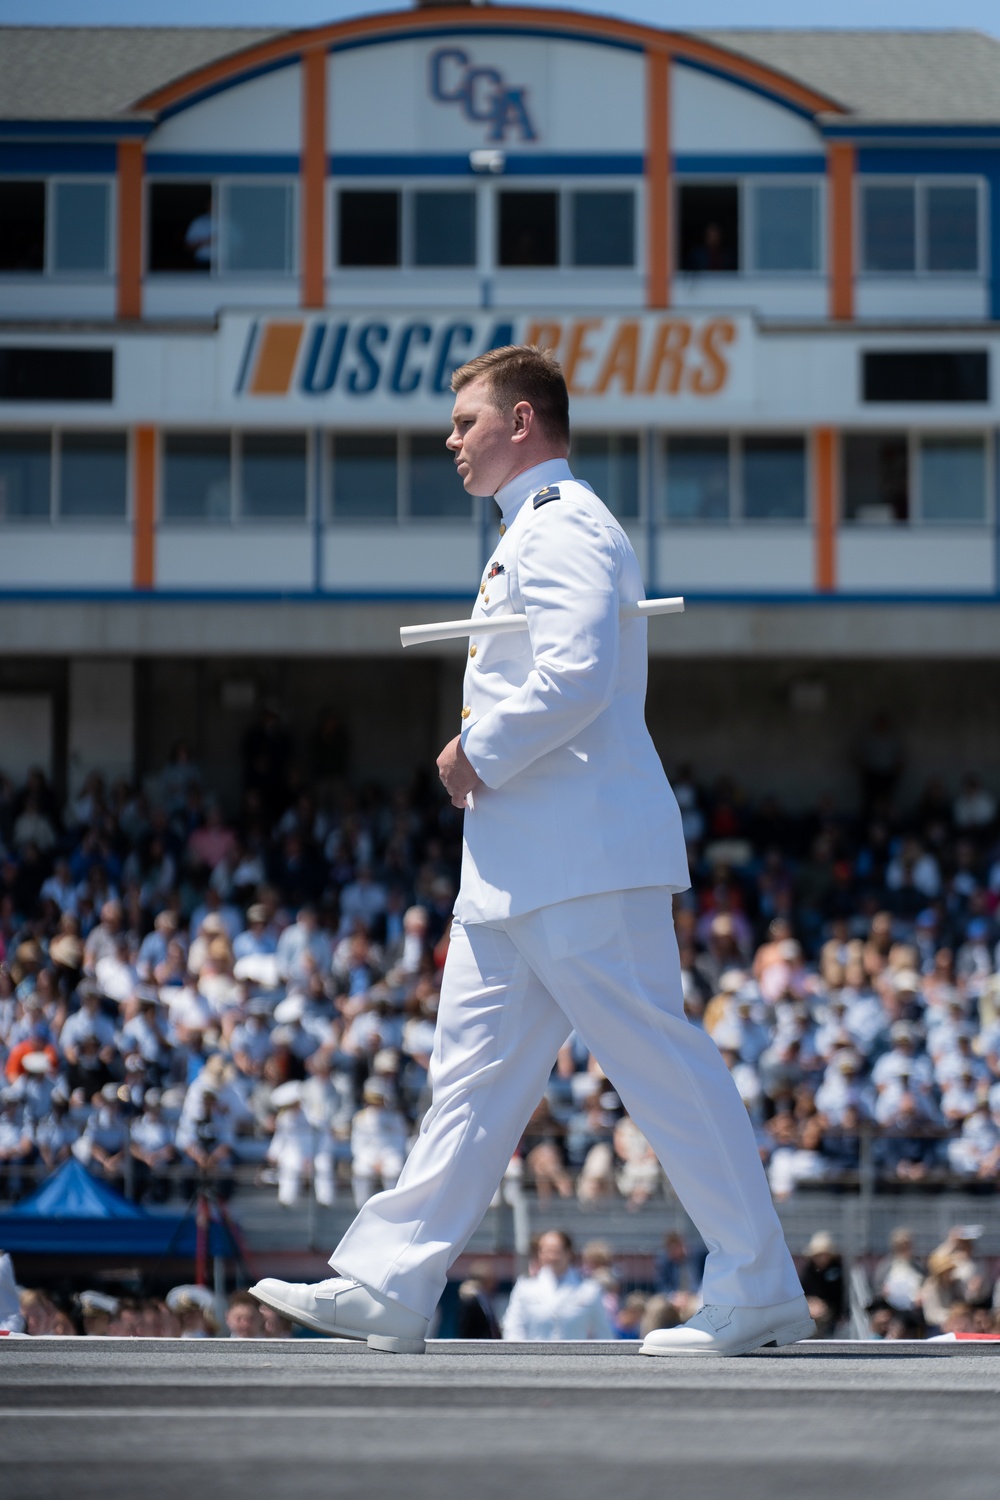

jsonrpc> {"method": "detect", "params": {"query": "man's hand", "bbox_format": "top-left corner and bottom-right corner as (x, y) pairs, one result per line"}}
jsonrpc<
(437, 735), (484, 809)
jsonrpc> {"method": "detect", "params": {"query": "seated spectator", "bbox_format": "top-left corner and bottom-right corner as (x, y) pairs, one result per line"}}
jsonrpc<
(225, 1290), (264, 1339)
(350, 1078), (407, 1208)
(874, 1228), (924, 1311)
(502, 1230), (613, 1341)
(799, 1231), (845, 1336)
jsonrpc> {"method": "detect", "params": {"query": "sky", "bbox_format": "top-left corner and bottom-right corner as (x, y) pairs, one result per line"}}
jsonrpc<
(4, 0), (1000, 34)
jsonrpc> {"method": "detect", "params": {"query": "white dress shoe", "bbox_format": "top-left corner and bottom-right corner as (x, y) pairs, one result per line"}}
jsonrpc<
(640, 1295), (815, 1357)
(249, 1276), (428, 1354)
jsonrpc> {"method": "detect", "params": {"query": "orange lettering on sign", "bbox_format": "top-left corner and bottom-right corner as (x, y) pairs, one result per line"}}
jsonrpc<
(641, 320), (691, 395)
(524, 321), (563, 356)
(562, 319), (603, 395)
(690, 319), (735, 396)
(593, 321), (639, 395)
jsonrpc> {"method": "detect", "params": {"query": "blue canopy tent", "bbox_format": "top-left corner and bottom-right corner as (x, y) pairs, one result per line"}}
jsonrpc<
(0, 1160), (236, 1257)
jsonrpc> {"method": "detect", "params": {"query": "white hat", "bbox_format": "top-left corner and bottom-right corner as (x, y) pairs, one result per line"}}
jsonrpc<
(80, 1289), (120, 1317)
(166, 1283), (215, 1314)
(233, 954), (282, 989)
(273, 994), (306, 1025)
(270, 1080), (304, 1109)
(20, 1051), (51, 1075)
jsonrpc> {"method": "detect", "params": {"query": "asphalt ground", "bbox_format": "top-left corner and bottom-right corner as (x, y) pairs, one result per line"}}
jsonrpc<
(2, 1339), (999, 1500)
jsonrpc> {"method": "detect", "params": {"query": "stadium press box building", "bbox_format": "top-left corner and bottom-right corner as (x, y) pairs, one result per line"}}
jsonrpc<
(1, 3), (1000, 804)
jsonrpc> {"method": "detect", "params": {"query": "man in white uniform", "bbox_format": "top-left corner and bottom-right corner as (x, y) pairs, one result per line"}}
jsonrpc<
(252, 345), (812, 1356)
(503, 1229), (614, 1341)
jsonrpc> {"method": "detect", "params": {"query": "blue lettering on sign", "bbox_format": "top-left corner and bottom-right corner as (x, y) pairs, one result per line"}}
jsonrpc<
(301, 322), (348, 394)
(346, 322), (390, 395)
(272, 320), (525, 399)
(390, 323), (432, 395)
(429, 46), (538, 144)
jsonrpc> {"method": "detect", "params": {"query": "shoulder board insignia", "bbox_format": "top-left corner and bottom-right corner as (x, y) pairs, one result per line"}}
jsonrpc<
(533, 485), (561, 509)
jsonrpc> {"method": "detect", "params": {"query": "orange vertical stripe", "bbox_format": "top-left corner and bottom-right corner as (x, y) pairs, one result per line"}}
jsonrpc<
(828, 144), (855, 322)
(249, 321), (305, 394)
(133, 426), (156, 590)
(301, 48), (327, 309)
(814, 428), (837, 592)
(117, 141), (144, 321)
(646, 50), (671, 310)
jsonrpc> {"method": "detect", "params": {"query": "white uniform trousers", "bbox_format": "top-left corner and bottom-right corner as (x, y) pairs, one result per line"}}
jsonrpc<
(331, 887), (802, 1320)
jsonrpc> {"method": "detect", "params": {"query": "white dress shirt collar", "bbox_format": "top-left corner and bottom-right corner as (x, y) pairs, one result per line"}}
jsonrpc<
(494, 458), (573, 528)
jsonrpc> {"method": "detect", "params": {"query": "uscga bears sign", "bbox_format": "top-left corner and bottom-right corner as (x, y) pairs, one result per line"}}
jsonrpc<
(223, 310), (753, 425)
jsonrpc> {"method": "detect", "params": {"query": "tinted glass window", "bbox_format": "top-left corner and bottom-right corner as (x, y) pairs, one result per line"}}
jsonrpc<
(753, 184), (818, 272)
(0, 433), (50, 520)
(332, 435), (397, 520)
(222, 184), (293, 274)
(926, 185), (978, 273)
(163, 433), (231, 521)
(742, 436), (807, 521)
(409, 435), (471, 518)
(0, 348), (112, 403)
(678, 184), (739, 273)
(0, 180), (45, 272)
(60, 432), (127, 518)
(862, 185), (915, 273)
(241, 433), (306, 519)
(919, 436), (985, 523)
(498, 191), (558, 267)
(572, 191), (635, 268)
(665, 437), (730, 522)
(149, 183), (214, 273)
(414, 192), (476, 267)
(573, 433), (639, 519)
(863, 350), (988, 403)
(338, 191), (399, 267)
(53, 181), (110, 274)
(843, 433), (908, 522)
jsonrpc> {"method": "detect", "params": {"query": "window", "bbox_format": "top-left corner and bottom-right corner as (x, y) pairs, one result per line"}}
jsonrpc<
(919, 436), (986, 523)
(927, 186), (978, 273)
(52, 182), (110, 274)
(743, 436), (807, 520)
(843, 433), (908, 523)
(678, 184), (739, 273)
(0, 181), (46, 272)
(572, 192), (634, 268)
(413, 191), (476, 267)
(752, 184), (819, 273)
(0, 348), (113, 403)
(0, 433), (50, 520)
(331, 435), (397, 519)
(861, 181), (981, 275)
(150, 183), (213, 273)
(221, 184), (294, 275)
(241, 433), (307, 520)
(163, 433), (231, 521)
(498, 191), (558, 267)
(409, 434), (471, 518)
(59, 432), (127, 518)
(863, 351), (989, 404)
(338, 190), (399, 267)
(665, 436), (730, 522)
(572, 433), (639, 518)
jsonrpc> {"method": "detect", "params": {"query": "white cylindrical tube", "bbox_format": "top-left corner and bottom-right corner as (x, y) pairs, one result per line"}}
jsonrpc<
(399, 596), (684, 648)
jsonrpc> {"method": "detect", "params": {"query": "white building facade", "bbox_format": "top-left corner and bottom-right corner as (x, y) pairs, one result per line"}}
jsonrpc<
(1, 7), (999, 801)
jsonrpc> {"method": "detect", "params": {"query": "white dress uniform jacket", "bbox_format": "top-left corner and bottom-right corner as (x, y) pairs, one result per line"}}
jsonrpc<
(502, 1266), (614, 1341)
(456, 458), (688, 924)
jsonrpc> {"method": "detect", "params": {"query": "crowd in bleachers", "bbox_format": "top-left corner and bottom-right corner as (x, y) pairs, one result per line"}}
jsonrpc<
(1, 713), (999, 1220)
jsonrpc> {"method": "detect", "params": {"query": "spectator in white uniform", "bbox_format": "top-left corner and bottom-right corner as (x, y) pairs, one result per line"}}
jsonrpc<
(266, 1080), (334, 1207)
(503, 1230), (613, 1341)
(350, 1079), (407, 1208)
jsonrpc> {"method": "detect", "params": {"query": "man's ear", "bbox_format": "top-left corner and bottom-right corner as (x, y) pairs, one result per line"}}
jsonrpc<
(511, 400), (534, 441)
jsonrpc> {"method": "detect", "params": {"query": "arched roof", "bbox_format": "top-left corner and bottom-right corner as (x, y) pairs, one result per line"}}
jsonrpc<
(135, 6), (844, 122)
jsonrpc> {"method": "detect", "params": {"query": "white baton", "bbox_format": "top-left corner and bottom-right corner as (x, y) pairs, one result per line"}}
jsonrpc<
(400, 596), (685, 648)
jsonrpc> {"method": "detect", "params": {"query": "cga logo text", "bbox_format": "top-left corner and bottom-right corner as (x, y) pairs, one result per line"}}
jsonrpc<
(429, 47), (537, 143)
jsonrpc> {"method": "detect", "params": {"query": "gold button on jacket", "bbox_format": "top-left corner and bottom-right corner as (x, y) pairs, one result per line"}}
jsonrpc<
(461, 706), (471, 719)
(469, 645), (477, 658)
